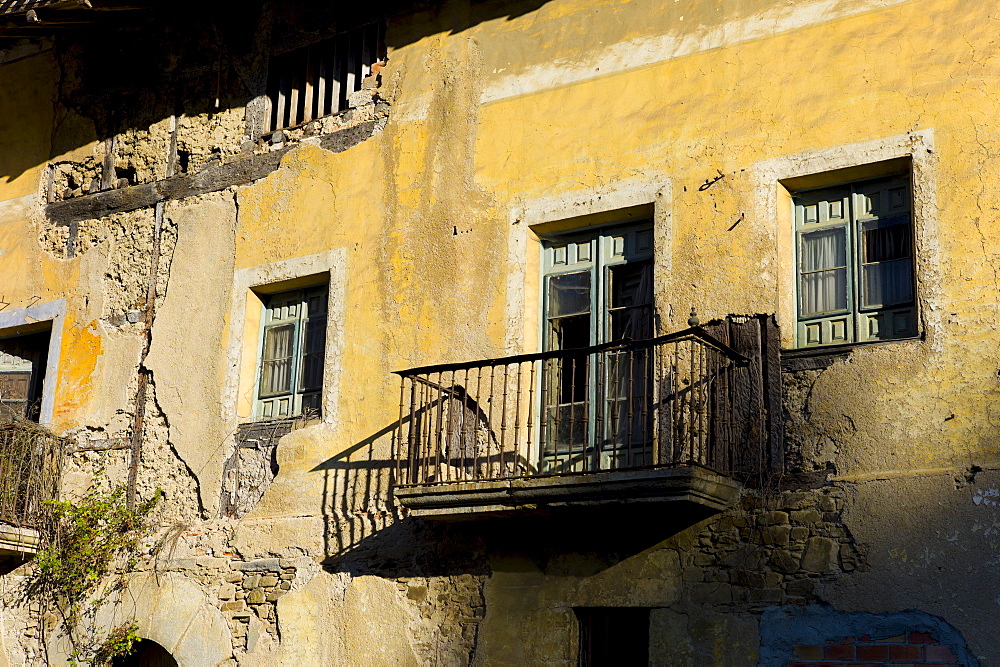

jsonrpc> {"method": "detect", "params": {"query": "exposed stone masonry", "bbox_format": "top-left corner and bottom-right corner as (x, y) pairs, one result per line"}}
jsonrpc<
(682, 487), (865, 608)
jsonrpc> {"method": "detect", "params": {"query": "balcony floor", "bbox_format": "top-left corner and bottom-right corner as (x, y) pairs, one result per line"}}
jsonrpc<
(394, 465), (742, 520)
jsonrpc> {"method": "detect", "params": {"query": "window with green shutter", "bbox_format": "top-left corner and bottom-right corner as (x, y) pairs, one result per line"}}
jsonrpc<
(255, 285), (327, 420)
(794, 175), (917, 347)
(539, 222), (654, 469)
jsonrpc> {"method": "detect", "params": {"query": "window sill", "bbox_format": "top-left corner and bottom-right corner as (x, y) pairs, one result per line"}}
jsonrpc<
(780, 335), (923, 371)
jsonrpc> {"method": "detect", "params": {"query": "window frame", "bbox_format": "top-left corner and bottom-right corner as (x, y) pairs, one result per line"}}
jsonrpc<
(0, 300), (64, 426)
(0, 328), (51, 423)
(252, 284), (329, 421)
(539, 221), (655, 352)
(792, 173), (918, 348)
(537, 221), (655, 468)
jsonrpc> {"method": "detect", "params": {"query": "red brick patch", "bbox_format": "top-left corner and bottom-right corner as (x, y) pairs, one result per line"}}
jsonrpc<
(856, 644), (889, 661)
(924, 645), (958, 663)
(824, 644), (855, 660)
(889, 644), (921, 661)
(789, 629), (962, 665)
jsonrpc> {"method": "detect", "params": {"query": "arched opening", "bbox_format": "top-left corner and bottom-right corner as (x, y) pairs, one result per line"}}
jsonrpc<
(111, 638), (178, 667)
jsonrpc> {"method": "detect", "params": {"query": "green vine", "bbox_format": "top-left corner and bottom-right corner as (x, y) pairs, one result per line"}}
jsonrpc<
(31, 482), (162, 666)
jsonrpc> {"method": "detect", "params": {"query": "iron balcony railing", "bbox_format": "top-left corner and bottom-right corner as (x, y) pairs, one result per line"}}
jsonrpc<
(393, 328), (755, 487)
(0, 421), (62, 529)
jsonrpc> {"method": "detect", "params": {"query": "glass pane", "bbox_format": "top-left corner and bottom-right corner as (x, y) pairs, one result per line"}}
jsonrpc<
(300, 317), (326, 390)
(547, 271), (591, 318)
(305, 288), (328, 317)
(260, 324), (294, 395)
(863, 259), (913, 308)
(864, 221), (911, 262)
(801, 268), (848, 316)
(550, 313), (590, 351)
(609, 262), (653, 340)
(610, 262), (652, 308)
(801, 228), (847, 271)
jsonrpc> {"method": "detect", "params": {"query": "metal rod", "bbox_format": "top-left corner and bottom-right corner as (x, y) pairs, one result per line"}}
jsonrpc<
(500, 363), (510, 479)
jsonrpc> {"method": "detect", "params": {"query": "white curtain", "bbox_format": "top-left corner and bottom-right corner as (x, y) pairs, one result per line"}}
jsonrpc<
(261, 324), (294, 394)
(801, 228), (847, 316)
(864, 260), (912, 307)
(863, 223), (913, 307)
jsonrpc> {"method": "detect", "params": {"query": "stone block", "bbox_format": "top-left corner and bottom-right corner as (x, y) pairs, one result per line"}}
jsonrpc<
(266, 590), (286, 603)
(790, 509), (822, 524)
(259, 575), (279, 587)
(819, 495), (837, 512)
(233, 558), (281, 572)
(760, 525), (791, 546)
(790, 526), (810, 542)
(692, 553), (715, 567)
(221, 601), (246, 613)
(689, 582), (732, 605)
(770, 549), (799, 574)
(218, 584), (236, 600)
(748, 588), (785, 604)
(758, 511), (789, 526)
(225, 573), (243, 583)
(242, 574), (261, 590)
(781, 491), (813, 510)
(730, 569), (765, 587)
(763, 572), (783, 588)
(247, 588), (266, 605)
(800, 537), (837, 573)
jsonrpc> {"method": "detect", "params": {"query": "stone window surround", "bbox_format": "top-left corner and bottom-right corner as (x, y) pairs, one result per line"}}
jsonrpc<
(0, 298), (65, 426)
(223, 249), (347, 425)
(505, 178), (672, 357)
(751, 130), (939, 351)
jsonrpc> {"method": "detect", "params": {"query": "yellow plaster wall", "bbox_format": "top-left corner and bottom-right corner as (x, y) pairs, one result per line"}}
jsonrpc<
(214, 0), (1000, 487)
(4, 0), (1000, 659)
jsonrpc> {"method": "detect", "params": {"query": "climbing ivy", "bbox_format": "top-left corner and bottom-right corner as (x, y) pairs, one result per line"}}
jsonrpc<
(31, 482), (162, 666)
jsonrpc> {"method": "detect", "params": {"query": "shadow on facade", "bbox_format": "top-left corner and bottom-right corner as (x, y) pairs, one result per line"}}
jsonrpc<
(311, 414), (723, 579)
(1, 0), (555, 184)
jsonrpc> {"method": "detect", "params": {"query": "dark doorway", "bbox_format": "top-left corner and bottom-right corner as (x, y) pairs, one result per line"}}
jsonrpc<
(111, 639), (178, 667)
(0, 329), (50, 422)
(576, 607), (650, 666)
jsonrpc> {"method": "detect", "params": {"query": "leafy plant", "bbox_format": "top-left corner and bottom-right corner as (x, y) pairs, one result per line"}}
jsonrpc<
(31, 481), (161, 666)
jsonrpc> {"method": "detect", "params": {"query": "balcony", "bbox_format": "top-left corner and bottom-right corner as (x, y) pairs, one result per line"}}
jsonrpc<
(392, 320), (781, 520)
(0, 421), (62, 564)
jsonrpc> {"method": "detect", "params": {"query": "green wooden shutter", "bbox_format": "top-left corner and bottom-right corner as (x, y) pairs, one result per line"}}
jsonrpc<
(794, 175), (916, 347)
(854, 176), (916, 342)
(795, 187), (853, 346)
(255, 285), (328, 420)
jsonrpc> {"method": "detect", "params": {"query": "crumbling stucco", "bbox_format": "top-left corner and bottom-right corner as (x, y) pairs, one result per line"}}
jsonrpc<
(2, 0), (1000, 663)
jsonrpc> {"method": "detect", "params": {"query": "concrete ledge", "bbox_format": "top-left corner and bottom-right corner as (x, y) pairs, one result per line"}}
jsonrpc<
(394, 466), (742, 520)
(0, 523), (40, 556)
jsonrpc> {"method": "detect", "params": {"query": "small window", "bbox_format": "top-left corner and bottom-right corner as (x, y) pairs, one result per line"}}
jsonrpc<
(254, 285), (327, 420)
(575, 607), (650, 667)
(265, 22), (387, 133)
(0, 330), (50, 423)
(794, 175), (917, 347)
